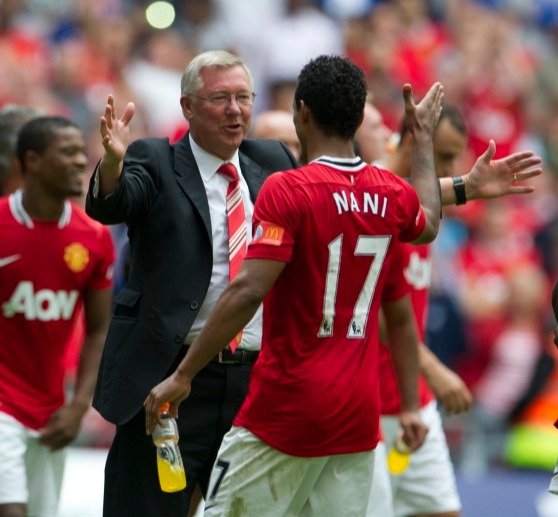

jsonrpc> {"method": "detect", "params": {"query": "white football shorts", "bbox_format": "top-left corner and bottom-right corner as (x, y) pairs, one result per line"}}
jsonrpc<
(204, 426), (376, 517)
(367, 440), (395, 517)
(0, 411), (66, 517)
(381, 401), (461, 517)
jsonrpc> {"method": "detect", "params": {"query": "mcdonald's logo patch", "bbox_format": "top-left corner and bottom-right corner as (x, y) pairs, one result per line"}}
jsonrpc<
(254, 221), (285, 246)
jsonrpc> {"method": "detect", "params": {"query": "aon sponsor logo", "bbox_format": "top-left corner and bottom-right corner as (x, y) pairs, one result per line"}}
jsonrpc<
(2, 281), (79, 321)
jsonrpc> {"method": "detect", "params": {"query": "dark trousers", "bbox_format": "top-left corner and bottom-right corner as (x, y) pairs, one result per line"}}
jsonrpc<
(102, 351), (252, 517)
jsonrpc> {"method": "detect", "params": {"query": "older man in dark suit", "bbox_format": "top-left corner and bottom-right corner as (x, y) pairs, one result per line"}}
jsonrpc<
(86, 50), (298, 517)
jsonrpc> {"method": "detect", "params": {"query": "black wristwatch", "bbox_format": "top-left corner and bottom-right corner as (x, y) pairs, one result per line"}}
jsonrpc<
(452, 176), (467, 205)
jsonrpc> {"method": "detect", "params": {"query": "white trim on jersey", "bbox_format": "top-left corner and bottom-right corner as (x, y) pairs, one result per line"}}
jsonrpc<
(9, 190), (72, 229)
(312, 155), (368, 172)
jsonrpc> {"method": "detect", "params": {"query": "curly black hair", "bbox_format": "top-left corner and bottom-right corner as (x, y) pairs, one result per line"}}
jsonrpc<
(294, 55), (367, 140)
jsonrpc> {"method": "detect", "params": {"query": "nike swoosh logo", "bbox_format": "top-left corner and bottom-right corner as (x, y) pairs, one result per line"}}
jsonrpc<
(0, 254), (22, 268)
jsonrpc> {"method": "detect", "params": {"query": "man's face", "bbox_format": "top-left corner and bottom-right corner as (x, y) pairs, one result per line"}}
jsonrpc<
(432, 118), (467, 178)
(355, 103), (392, 164)
(182, 65), (253, 160)
(31, 126), (88, 197)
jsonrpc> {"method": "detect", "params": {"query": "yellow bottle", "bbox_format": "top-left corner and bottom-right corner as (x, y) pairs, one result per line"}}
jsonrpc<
(156, 443), (187, 492)
(387, 435), (411, 475)
(153, 403), (187, 493)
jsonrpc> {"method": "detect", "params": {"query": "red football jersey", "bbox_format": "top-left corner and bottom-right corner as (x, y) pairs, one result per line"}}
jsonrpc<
(0, 192), (115, 430)
(234, 157), (426, 456)
(379, 242), (434, 415)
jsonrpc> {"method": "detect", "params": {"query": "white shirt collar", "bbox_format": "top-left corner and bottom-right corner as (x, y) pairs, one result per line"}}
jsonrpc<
(9, 189), (72, 229)
(189, 134), (242, 182)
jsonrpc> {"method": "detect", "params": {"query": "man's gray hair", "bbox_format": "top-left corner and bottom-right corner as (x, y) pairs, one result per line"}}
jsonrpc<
(180, 50), (254, 96)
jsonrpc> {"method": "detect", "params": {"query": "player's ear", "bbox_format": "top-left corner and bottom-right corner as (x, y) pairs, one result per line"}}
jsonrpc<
(180, 95), (194, 119)
(297, 101), (311, 123)
(22, 150), (41, 175)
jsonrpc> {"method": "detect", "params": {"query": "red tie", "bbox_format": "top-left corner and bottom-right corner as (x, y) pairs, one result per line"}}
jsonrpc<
(218, 163), (247, 352)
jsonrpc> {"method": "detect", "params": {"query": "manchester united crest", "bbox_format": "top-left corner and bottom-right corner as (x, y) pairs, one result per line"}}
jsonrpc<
(64, 242), (90, 273)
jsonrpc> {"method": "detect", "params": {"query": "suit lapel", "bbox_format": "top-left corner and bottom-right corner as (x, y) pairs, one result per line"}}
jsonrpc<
(173, 135), (212, 241)
(239, 152), (266, 202)
(172, 136), (268, 239)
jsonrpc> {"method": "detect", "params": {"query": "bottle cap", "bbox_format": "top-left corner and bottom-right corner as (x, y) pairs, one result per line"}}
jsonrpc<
(159, 402), (170, 413)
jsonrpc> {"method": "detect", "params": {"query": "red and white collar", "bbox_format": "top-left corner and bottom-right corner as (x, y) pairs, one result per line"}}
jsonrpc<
(9, 189), (72, 229)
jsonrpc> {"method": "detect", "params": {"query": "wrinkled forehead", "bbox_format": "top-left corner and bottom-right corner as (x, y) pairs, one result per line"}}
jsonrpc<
(199, 65), (252, 93)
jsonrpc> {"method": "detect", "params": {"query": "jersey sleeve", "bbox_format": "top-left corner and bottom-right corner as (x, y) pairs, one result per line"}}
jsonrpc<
(246, 172), (300, 263)
(382, 239), (411, 303)
(88, 225), (116, 290)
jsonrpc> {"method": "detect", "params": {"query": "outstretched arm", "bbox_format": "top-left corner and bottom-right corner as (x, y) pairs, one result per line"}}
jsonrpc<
(420, 344), (472, 415)
(404, 82), (444, 244)
(382, 296), (429, 452)
(440, 140), (542, 206)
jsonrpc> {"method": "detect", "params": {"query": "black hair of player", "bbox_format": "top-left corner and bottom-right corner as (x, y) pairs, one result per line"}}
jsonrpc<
(294, 55), (367, 140)
(17, 116), (80, 172)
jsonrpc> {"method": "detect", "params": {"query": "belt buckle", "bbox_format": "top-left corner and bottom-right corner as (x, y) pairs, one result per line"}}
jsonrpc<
(218, 349), (237, 364)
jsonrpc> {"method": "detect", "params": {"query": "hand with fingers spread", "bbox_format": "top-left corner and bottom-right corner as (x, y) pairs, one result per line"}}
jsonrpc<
(97, 94), (135, 196)
(463, 140), (543, 201)
(100, 94), (135, 164)
(402, 82), (444, 141)
(404, 82), (445, 244)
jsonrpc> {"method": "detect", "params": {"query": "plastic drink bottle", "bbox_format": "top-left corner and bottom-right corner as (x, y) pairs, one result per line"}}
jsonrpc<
(152, 402), (187, 492)
(387, 434), (411, 475)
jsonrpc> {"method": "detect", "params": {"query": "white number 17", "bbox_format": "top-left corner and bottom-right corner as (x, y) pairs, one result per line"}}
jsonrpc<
(318, 235), (390, 339)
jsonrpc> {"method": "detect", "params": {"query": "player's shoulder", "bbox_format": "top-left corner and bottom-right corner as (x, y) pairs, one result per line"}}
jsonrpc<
(0, 196), (15, 226)
(370, 164), (409, 187)
(0, 196), (10, 212)
(69, 203), (111, 236)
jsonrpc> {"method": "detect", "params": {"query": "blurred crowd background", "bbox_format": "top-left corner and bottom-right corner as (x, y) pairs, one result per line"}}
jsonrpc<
(3, 0), (558, 486)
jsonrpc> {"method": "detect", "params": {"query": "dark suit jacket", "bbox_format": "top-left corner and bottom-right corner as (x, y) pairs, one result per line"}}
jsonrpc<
(86, 134), (298, 425)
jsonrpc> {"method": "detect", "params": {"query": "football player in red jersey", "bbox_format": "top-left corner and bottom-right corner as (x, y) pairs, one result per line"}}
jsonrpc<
(0, 116), (115, 517)
(144, 55), (443, 517)
(375, 104), (542, 517)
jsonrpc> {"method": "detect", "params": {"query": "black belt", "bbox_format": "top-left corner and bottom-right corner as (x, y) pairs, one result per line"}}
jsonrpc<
(215, 348), (259, 364)
(183, 345), (259, 364)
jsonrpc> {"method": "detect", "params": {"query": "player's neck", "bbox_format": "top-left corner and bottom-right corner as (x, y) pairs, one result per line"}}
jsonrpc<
(20, 187), (66, 222)
(305, 138), (356, 163)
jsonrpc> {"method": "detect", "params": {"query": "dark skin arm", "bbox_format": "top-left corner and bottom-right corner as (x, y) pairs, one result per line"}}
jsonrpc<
(403, 82), (444, 245)
(143, 259), (286, 434)
(379, 311), (472, 416)
(39, 287), (112, 451)
(382, 295), (429, 452)
(419, 344), (472, 415)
